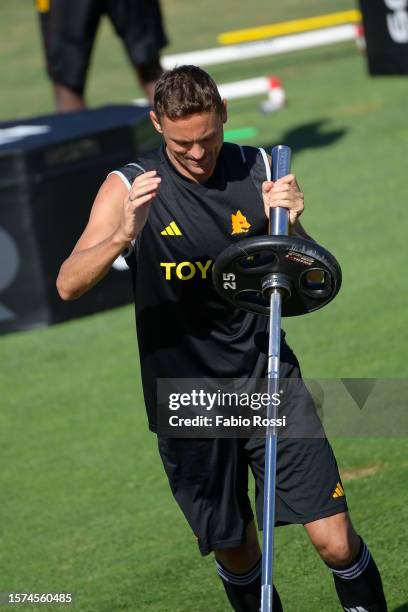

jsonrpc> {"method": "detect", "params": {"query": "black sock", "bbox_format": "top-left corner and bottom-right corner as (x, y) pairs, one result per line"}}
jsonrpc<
(215, 557), (283, 612)
(327, 537), (388, 612)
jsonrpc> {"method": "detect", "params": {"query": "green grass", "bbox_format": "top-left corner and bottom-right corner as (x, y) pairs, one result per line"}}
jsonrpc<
(1, 1), (408, 610)
(1, 311), (407, 611)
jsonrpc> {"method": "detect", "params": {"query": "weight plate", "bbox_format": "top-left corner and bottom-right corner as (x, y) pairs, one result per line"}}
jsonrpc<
(212, 235), (342, 317)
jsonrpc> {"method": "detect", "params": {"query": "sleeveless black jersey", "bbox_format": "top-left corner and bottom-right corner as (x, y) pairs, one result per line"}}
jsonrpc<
(113, 142), (273, 432)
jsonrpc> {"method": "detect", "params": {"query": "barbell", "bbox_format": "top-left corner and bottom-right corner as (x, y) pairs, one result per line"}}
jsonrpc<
(211, 145), (342, 612)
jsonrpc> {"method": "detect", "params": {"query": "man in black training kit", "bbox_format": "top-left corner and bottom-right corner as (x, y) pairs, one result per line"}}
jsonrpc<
(36, 0), (167, 110)
(57, 66), (388, 611)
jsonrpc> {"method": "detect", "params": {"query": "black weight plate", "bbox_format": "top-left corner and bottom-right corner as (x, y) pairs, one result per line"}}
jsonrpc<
(235, 251), (279, 276)
(212, 235), (342, 317)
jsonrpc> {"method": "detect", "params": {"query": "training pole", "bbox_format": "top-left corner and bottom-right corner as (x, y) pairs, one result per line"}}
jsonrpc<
(261, 145), (291, 612)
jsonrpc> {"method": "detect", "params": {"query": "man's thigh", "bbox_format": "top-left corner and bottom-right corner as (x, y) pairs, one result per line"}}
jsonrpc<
(157, 437), (253, 556)
(246, 434), (348, 527)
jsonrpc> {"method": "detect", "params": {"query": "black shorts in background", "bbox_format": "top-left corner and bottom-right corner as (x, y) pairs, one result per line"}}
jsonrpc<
(37, 0), (168, 93)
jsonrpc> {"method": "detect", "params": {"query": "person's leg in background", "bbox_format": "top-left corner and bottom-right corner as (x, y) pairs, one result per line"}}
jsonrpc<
(108, 0), (168, 105)
(35, 0), (100, 112)
(134, 55), (164, 106)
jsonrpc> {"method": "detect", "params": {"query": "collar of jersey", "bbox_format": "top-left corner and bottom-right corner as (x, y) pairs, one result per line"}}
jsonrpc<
(160, 143), (221, 191)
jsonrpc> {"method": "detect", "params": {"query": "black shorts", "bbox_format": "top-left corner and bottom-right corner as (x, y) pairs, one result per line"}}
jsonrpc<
(157, 341), (348, 556)
(37, 0), (168, 93)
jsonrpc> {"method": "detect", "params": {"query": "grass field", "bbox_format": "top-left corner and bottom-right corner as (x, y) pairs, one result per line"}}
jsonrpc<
(1, 1), (408, 611)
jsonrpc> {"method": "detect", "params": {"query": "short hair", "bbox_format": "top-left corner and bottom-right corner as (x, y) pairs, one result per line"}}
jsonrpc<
(153, 65), (224, 120)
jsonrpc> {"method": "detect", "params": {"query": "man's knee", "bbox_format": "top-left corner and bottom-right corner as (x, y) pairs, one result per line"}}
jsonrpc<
(315, 536), (360, 567)
(305, 513), (361, 567)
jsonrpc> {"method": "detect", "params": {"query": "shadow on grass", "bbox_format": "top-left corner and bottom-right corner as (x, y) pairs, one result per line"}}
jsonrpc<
(393, 605), (408, 611)
(260, 119), (346, 156)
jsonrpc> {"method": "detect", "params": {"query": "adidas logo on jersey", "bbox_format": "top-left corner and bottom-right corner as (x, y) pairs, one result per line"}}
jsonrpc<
(161, 221), (182, 236)
(332, 482), (345, 498)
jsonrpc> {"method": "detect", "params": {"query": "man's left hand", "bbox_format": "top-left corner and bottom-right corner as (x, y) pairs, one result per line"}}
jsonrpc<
(262, 174), (304, 226)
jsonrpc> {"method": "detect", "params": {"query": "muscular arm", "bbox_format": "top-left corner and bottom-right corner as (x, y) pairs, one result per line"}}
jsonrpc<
(56, 170), (161, 300)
